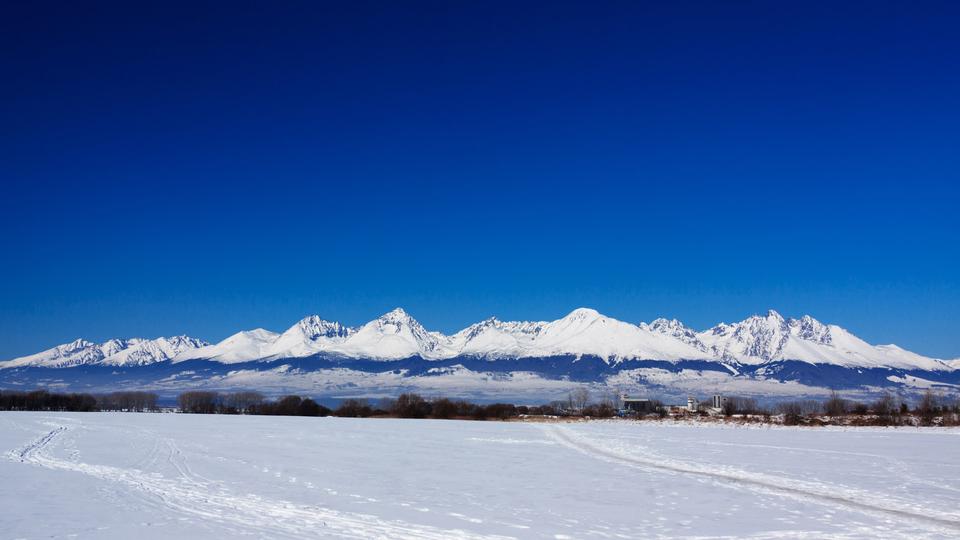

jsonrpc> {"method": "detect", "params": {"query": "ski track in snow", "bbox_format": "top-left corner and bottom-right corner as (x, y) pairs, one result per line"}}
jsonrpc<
(544, 424), (960, 536)
(5, 415), (959, 539)
(5, 421), (512, 540)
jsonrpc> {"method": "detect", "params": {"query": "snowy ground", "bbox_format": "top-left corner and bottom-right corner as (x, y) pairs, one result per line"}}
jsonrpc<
(2, 413), (959, 539)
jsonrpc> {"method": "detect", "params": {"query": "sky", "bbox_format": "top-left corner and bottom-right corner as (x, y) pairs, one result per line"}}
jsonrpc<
(1, 1), (958, 359)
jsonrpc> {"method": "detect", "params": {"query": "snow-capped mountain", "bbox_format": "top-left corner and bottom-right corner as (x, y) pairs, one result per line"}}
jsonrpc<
(262, 315), (354, 359)
(639, 318), (708, 353)
(699, 310), (794, 364)
(325, 308), (451, 360)
(696, 310), (948, 371)
(178, 329), (280, 364)
(100, 336), (208, 366)
(3, 336), (208, 369)
(1, 308), (954, 373)
(447, 308), (708, 361)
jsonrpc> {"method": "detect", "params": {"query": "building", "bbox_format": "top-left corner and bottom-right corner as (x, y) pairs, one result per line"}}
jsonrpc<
(686, 396), (699, 412)
(711, 394), (726, 410)
(621, 397), (656, 414)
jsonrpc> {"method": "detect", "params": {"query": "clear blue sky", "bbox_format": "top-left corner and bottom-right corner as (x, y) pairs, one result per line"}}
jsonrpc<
(1, 1), (958, 359)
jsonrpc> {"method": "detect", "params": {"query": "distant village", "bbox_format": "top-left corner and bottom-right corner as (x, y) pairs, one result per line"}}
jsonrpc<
(608, 390), (960, 427)
(620, 394), (730, 416)
(2, 387), (958, 427)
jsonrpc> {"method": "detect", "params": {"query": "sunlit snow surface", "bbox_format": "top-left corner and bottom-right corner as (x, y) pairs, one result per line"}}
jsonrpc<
(3, 413), (960, 539)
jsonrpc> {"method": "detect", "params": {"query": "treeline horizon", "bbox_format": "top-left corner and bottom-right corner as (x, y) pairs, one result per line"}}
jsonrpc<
(1, 388), (958, 426)
(634, 391), (959, 426)
(772, 390), (960, 426)
(0, 389), (158, 412)
(177, 391), (568, 420)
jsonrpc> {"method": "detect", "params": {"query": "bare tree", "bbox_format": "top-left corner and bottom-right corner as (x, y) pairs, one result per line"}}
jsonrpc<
(178, 391), (219, 414)
(872, 392), (896, 417)
(777, 400), (821, 425)
(569, 387), (591, 413)
(824, 391), (848, 417)
(916, 390), (939, 425)
(225, 391), (265, 414)
(600, 388), (620, 410)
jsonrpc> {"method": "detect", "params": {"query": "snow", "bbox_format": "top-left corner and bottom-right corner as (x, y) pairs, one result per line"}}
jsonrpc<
(2, 308), (955, 372)
(99, 336), (208, 366)
(696, 310), (953, 370)
(2, 336), (208, 368)
(1, 338), (107, 368)
(448, 308), (708, 362)
(176, 329), (280, 364)
(324, 308), (452, 360)
(181, 365), (584, 403)
(3, 412), (959, 539)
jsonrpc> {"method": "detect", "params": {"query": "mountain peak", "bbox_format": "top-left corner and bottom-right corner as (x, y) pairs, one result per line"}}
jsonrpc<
(239, 328), (279, 340)
(697, 310), (791, 363)
(99, 335), (209, 366)
(65, 338), (95, 350)
(375, 307), (426, 333)
(645, 317), (686, 330)
(294, 315), (351, 340)
(379, 307), (413, 322)
(3, 308), (949, 373)
(326, 307), (448, 359)
(789, 314), (832, 344)
(764, 309), (785, 323)
(563, 307), (603, 321)
(642, 318), (706, 352)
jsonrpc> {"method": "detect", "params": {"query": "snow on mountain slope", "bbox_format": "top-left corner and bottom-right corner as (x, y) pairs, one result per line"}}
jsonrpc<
(699, 310), (793, 364)
(262, 316), (353, 359)
(639, 318), (708, 352)
(3, 337), (208, 369)
(100, 336), (208, 366)
(448, 317), (547, 358)
(2, 339), (119, 369)
(697, 310), (951, 370)
(2, 308), (954, 371)
(442, 308), (704, 361)
(175, 329), (280, 364)
(324, 308), (452, 360)
(475, 308), (707, 362)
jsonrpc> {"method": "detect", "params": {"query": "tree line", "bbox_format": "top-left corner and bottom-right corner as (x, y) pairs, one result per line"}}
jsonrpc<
(775, 390), (960, 426)
(4, 388), (959, 426)
(0, 389), (558, 420)
(177, 391), (563, 420)
(0, 390), (158, 412)
(177, 391), (328, 416)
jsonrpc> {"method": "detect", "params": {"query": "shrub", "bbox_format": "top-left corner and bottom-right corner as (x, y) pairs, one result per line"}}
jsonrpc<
(297, 398), (329, 417)
(430, 398), (458, 419)
(481, 403), (518, 420)
(335, 399), (374, 417)
(392, 393), (432, 418)
(916, 390), (939, 425)
(178, 391), (220, 414)
(824, 391), (848, 417)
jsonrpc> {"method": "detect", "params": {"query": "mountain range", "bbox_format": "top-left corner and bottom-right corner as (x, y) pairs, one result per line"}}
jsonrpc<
(2, 308), (957, 401)
(3, 308), (952, 370)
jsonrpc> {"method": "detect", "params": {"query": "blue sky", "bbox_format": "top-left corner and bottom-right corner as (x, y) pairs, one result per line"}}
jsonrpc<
(1, 1), (958, 359)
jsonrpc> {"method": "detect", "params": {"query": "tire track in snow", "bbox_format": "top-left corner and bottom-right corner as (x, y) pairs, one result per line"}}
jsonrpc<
(7, 424), (514, 540)
(629, 432), (960, 496)
(545, 424), (960, 535)
(7, 424), (67, 462)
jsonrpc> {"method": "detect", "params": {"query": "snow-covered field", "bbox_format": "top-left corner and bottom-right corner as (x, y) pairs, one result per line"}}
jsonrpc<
(2, 413), (959, 539)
